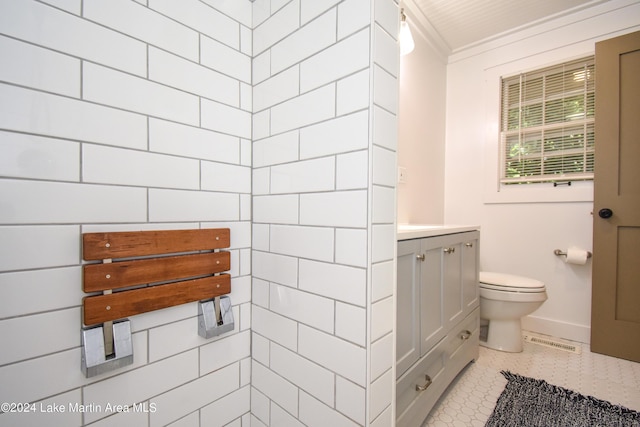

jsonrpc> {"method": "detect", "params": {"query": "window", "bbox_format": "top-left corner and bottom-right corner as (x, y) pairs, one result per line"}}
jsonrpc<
(500, 57), (595, 184)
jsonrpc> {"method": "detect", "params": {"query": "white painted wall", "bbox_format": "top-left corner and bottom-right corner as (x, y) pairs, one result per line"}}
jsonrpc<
(397, 8), (446, 224)
(444, 0), (640, 343)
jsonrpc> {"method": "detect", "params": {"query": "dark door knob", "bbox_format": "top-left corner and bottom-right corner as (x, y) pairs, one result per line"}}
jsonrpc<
(598, 208), (613, 219)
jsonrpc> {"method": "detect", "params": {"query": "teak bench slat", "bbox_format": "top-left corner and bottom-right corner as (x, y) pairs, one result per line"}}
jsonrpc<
(82, 229), (230, 260)
(83, 275), (231, 325)
(83, 251), (230, 292)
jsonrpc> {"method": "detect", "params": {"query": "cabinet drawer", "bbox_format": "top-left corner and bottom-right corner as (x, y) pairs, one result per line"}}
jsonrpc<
(396, 335), (447, 426)
(396, 308), (480, 427)
(444, 307), (479, 359)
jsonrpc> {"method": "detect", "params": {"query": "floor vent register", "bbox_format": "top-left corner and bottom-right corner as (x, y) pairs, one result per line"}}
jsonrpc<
(523, 333), (582, 354)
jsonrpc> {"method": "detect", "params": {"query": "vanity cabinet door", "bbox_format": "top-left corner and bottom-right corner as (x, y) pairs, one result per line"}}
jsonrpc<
(420, 243), (445, 356)
(397, 239), (421, 378)
(442, 239), (463, 331)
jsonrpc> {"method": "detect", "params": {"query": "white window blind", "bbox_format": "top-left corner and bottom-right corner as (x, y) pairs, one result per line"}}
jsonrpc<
(500, 57), (595, 184)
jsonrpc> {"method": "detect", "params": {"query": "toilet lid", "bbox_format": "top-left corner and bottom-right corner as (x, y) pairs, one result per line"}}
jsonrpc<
(479, 272), (545, 292)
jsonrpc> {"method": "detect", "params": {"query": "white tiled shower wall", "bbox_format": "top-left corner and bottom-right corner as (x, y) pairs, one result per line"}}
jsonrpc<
(0, 0), (253, 426)
(0, 0), (399, 426)
(250, 0), (398, 425)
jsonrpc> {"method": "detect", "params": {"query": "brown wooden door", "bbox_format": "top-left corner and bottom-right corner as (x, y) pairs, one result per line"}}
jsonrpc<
(591, 30), (640, 362)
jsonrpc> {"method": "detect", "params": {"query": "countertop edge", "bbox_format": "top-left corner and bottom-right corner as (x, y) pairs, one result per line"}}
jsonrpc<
(397, 225), (480, 240)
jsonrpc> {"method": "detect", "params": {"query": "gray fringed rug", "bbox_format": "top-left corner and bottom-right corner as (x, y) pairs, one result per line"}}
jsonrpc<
(485, 371), (640, 427)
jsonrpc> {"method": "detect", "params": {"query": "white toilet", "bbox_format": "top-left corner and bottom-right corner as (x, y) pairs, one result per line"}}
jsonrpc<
(479, 272), (547, 352)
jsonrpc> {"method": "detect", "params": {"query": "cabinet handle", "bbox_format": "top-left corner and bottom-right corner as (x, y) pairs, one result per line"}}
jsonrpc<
(460, 330), (472, 340)
(443, 247), (455, 254)
(415, 375), (433, 392)
(465, 242), (473, 248)
(416, 254), (425, 261)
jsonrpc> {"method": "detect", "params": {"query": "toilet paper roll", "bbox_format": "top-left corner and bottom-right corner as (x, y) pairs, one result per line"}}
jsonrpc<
(565, 247), (589, 265)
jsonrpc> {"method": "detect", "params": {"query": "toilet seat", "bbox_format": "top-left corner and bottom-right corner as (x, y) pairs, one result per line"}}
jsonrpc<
(479, 272), (545, 293)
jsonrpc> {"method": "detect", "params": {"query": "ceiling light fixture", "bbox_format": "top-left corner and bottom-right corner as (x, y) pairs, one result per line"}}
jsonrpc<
(399, 8), (415, 55)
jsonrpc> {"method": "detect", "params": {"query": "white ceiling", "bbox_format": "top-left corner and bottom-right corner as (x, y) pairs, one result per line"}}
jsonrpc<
(404, 0), (611, 53)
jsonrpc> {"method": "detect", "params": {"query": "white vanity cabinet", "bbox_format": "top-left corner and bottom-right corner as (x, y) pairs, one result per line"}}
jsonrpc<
(396, 230), (480, 427)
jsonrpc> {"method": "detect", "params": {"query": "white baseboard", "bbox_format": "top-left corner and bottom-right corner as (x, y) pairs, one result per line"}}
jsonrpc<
(521, 315), (591, 344)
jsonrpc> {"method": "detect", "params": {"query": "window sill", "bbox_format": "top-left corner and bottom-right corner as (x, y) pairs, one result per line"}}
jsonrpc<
(484, 179), (593, 204)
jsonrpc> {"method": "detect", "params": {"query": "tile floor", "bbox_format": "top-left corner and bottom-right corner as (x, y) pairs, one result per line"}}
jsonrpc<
(422, 333), (640, 427)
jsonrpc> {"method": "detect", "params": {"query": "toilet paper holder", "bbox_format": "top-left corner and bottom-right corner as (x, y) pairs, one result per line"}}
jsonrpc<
(553, 249), (592, 259)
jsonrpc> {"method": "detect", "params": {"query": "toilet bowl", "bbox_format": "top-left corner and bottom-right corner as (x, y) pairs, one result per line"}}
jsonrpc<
(479, 272), (547, 352)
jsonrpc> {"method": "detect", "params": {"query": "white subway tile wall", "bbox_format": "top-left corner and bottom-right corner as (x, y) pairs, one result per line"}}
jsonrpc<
(0, 0), (400, 426)
(335, 302), (367, 346)
(250, 388), (271, 426)
(336, 375), (367, 424)
(0, 36), (81, 97)
(299, 390), (360, 427)
(0, 0), (252, 426)
(148, 118), (241, 164)
(151, 0), (242, 49)
(299, 28), (370, 92)
(0, 84), (149, 149)
(83, 62), (201, 125)
(0, 0), (147, 76)
(250, 0), (398, 424)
